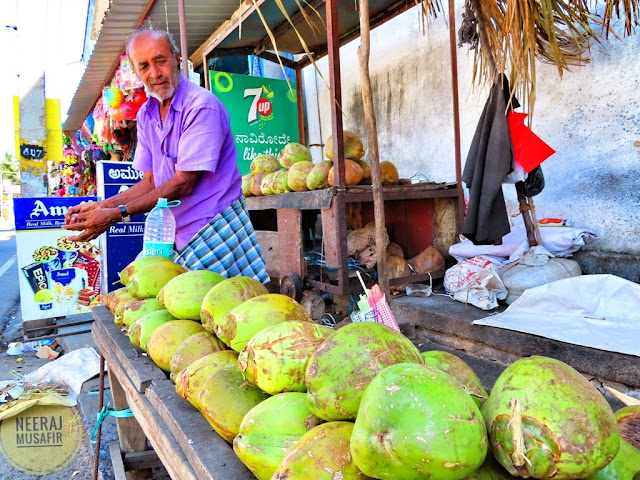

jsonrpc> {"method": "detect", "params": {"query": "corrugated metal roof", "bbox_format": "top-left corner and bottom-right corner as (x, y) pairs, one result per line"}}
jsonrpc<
(64, 0), (240, 133)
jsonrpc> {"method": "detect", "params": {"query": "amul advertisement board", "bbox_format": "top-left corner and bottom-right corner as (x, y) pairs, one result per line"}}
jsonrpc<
(96, 161), (145, 293)
(209, 71), (299, 176)
(14, 197), (101, 321)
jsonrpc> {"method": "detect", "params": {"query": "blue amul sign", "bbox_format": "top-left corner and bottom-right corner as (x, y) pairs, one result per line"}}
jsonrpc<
(14, 197), (98, 230)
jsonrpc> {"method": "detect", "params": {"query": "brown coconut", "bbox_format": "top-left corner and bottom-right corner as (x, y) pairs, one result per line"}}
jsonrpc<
(327, 160), (364, 186)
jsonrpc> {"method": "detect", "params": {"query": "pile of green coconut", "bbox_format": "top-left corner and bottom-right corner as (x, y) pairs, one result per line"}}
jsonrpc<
(103, 255), (640, 480)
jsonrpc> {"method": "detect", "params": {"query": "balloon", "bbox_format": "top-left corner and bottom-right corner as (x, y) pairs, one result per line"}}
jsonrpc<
(104, 88), (125, 108)
(119, 101), (139, 121)
(131, 89), (147, 107)
(110, 108), (124, 122)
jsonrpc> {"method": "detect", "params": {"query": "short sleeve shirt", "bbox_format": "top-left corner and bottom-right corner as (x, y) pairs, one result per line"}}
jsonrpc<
(133, 76), (242, 250)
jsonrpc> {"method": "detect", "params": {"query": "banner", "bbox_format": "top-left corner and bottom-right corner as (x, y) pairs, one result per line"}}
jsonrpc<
(14, 197), (101, 321)
(209, 71), (299, 175)
(96, 161), (145, 293)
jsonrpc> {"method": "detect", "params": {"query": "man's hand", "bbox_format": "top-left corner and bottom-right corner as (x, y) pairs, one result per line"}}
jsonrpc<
(64, 201), (103, 225)
(62, 207), (122, 242)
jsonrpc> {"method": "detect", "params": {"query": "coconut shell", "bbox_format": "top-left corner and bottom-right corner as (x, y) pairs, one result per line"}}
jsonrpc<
(197, 364), (270, 443)
(169, 331), (228, 381)
(421, 350), (488, 407)
(175, 350), (239, 407)
(233, 393), (323, 480)
(615, 405), (640, 450)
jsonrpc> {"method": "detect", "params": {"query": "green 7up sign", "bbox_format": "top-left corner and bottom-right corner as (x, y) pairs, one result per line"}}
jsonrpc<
(209, 71), (299, 176)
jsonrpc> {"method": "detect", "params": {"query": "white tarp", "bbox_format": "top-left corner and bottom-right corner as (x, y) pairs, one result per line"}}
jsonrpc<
(473, 275), (640, 357)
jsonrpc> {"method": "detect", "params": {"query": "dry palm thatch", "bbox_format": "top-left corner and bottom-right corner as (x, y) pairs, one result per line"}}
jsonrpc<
(459, 0), (639, 113)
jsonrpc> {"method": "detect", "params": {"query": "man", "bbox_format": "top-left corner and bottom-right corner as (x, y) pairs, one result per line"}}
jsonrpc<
(64, 25), (268, 283)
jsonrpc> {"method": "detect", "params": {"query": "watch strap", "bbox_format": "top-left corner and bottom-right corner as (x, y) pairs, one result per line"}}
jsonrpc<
(118, 205), (131, 222)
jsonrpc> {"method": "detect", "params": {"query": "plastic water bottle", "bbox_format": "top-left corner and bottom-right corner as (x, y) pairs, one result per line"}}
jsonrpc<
(143, 198), (176, 258)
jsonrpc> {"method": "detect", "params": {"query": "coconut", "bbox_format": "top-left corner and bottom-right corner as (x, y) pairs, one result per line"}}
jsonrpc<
(197, 364), (270, 443)
(157, 270), (224, 320)
(109, 291), (135, 315)
(260, 172), (277, 195)
(287, 161), (314, 192)
(174, 350), (239, 407)
(103, 287), (128, 311)
(615, 405), (640, 450)
(201, 276), (268, 335)
(127, 262), (187, 299)
(238, 320), (333, 394)
(128, 309), (176, 350)
(278, 143), (312, 169)
(351, 363), (487, 480)
(241, 174), (254, 197)
(121, 298), (164, 327)
(250, 154), (279, 175)
(272, 421), (370, 480)
(325, 131), (365, 160)
(380, 160), (400, 186)
(146, 320), (205, 372)
(271, 170), (290, 194)
(305, 321), (423, 421)
(482, 356), (619, 479)
(250, 172), (265, 196)
(357, 160), (372, 185)
(306, 161), (333, 190)
(421, 350), (488, 407)
(214, 294), (311, 352)
(112, 295), (137, 324)
(233, 392), (323, 480)
(169, 331), (228, 381)
(328, 159), (364, 186)
(118, 256), (174, 286)
(461, 456), (517, 479)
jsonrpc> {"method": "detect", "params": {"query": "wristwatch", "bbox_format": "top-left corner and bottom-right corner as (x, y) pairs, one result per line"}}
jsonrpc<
(118, 205), (131, 223)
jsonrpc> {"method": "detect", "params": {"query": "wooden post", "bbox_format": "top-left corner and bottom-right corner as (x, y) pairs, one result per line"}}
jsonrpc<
(357, 0), (389, 298)
(178, 0), (189, 77)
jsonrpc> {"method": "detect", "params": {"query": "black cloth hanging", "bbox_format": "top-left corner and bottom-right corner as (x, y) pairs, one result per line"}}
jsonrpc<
(462, 76), (519, 245)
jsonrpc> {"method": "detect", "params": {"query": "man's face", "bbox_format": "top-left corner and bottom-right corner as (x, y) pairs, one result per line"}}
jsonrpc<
(128, 32), (181, 102)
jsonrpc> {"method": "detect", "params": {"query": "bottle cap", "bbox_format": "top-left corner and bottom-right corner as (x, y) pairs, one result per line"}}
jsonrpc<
(157, 197), (168, 207)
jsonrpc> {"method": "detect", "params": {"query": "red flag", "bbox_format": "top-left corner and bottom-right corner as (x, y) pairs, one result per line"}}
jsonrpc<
(508, 112), (555, 173)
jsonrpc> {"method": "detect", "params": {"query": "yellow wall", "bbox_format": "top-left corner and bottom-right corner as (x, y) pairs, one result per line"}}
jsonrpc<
(13, 96), (20, 160)
(45, 98), (63, 162)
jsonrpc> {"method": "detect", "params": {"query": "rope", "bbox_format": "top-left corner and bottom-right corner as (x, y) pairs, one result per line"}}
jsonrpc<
(92, 355), (105, 480)
(91, 405), (135, 444)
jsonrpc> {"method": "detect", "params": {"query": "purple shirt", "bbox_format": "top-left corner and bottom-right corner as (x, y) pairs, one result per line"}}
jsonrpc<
(133, 76), (242, 250)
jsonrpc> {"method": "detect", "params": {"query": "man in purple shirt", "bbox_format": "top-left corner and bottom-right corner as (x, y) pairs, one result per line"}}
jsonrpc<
(64, 26), (268, 283)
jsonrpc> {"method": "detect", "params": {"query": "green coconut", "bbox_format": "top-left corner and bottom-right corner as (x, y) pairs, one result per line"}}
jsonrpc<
(462, 456), (517, 479)
(233, 392), (323, 480)
(271, 170), (290, 194)
(118, 256), (174, 286)
(351, 363), (487, 480)
(277, 143), (312, 169)
(175, 350), (239, 408)
(157, 270), (225, 320)
(169, 331), (227, 381)
(197, 364), (270, 443)
(242, 174), (254, 197)
(306, 160), (333, 190)
(103, 287), (128, 311)
(128, 309), (176, 350)
(421, 350), (488, 407)
(357, 160), (372, 185)
(214, 294), (311, 352)
(146, 320), (205, 372)
(287, 161), (314, 192)
(109, 291), (135, 315)
(482, 356), (620, 479)
(586, 439), (640, 480)
(238, 320), (332, 395)
(200, 276), (269, 336)
(305, 321), (423, 421)
(260, 172), (277, 196)
(273, 421), (370, 480)
(127, 262), (187, 299)
(325, 131), (365, 160)
(121, 298), (164, 326)
(616, 405), (640, 450)
(250, 154), (279, 175)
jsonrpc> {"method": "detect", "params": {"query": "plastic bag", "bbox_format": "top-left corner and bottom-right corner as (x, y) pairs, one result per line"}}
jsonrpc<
(444, 256), (507, 310)
(516, 165), (545, 197)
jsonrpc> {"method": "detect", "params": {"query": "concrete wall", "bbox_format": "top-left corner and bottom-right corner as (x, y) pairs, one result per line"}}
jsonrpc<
(304, 2), (640, 258)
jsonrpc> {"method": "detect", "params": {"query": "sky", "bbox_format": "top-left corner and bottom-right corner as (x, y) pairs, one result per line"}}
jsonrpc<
(0, 0), (89, 159)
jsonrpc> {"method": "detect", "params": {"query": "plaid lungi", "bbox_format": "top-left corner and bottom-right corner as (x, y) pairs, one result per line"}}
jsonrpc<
(173, 197), (269, 284)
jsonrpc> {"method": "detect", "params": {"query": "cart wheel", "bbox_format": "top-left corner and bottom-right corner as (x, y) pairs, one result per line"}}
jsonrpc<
(280, 274), (303, 302)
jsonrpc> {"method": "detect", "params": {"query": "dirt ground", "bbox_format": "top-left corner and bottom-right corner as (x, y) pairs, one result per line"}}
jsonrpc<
(0, 305), (95, 480)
